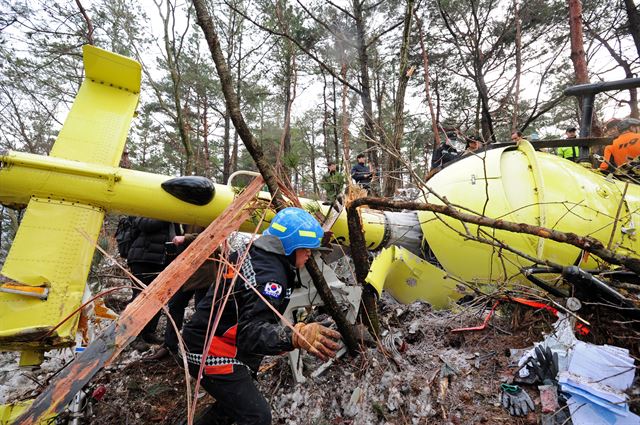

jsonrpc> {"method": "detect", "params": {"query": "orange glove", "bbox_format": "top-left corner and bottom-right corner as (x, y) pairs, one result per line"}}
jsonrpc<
(292, 322), (342, 361)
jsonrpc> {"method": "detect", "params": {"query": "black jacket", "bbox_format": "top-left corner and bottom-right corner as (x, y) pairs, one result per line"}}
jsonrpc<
(126, 218), (180, 266)
(351, 162), (372, 184)
(431, 143), (459, 169)
(182, 235), (296, 374)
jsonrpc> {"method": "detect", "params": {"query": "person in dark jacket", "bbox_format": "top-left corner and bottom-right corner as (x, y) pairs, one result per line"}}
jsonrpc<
(144, 225), (215, 361)
(181, 208), (341, 425)
(350, 153), (373, 191)
(431, 131), (460, 170)
(126, 217), (181, 348)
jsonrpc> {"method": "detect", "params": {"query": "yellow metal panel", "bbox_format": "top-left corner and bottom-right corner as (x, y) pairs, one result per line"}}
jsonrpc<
(0, 400), (53, 425)
(82, 44), (141, 94)
(0, 198), (103, 350)
(49, 45), (141, 166)
(367, 246), (467, 309)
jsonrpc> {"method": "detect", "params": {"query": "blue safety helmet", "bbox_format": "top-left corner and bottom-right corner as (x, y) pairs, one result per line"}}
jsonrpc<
(263, 207), (324, 256)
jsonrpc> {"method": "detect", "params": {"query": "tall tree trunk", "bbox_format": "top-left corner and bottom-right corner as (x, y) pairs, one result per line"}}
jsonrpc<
(160, 0), (193, 175)
(475, 65), (495, 143)
(568, 0), (589, 85)
(282, 58), (293, 179)
(309, 123), (319, 196)
(275, 0), (296, 184)
(202, 93), (211, 178)
(232, 24), (243, 175)
(340, 60), (351, 174)
(587, 25), (639, 118)
(353, 0), (379, 174)
(623, 0), (640, 59)
(511, 0), (522, 131)
(415, 13), (440, 165)
(321, 69), (331, 163)
(384, 0), (414, 197)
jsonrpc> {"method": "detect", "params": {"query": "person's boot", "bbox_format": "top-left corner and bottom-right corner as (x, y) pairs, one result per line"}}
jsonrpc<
(142, 346), (169, 362)
(174, 403), (233, 425)
(130, 337), (151, 352)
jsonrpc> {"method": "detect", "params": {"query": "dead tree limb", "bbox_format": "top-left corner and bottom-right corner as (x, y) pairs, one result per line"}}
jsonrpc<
(192, 0), (359, 355)
(350, 197), (640, 275)
(74, 0), (94, 45)
(346, 200), (380, 337)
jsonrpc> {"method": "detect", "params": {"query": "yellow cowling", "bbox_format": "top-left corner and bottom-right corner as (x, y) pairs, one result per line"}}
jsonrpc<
(419, 141), (639, 286)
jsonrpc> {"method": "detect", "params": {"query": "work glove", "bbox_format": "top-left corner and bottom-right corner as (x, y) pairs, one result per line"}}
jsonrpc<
(292, 322), (342, 362)
(528, 345), (559, 385)
(500, 384), (535, 416)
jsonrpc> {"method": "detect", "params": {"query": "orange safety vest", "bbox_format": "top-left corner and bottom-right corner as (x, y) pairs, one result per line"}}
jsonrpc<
(600, 132), (640, 171)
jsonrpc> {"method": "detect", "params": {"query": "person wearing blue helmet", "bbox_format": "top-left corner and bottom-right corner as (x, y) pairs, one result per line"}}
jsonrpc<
(180, 207), (342, 425)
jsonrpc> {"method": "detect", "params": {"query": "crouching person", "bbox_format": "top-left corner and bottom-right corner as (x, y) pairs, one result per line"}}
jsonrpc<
(180, 207), (342, 425)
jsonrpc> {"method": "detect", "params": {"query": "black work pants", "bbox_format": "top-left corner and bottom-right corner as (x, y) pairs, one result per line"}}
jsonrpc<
(187, 365), (271, 425)
(129, 262), (165, 336)
(164, 288), (207, 351)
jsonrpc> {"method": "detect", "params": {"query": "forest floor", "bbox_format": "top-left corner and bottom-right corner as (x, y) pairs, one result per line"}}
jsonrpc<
(2, 287), (638, 424)
(86, 296), (582, 425)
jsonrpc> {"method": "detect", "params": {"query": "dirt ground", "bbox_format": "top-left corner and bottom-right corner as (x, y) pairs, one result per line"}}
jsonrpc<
(84, 296), (570, 425)
(3, 284), (636, 424)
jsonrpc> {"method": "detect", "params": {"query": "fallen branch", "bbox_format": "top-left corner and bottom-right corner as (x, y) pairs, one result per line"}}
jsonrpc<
(349, 197), (640, 275)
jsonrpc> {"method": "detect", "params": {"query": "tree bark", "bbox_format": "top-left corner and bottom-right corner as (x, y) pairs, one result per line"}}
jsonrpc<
(384, 0), (414, 197)
(586, 25), (639, 118)
(223, 111), (232, 182)
(415, 13), (440, 150)
(74, 0), (94, 45)
(332, 76), (340, 166)
(353, 0), (379, 174)
(623, 0), (640, 60)
(159, 0), (194, 175)
(512, 0), (522, 131)
(346, 201), (379, 336)
(321, 69), (331, 164)
(202, 92), (211, 178)
(568, 0), (589, 85)
(340, 60), (351, 173)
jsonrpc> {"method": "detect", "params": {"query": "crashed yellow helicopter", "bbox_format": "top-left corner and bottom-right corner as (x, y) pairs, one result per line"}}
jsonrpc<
(0, 46), (639, 418)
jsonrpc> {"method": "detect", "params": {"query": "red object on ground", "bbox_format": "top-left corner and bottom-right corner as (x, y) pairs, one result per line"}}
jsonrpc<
(451, 297), (591, 336)
(452, 301), (501, 332)
(91, 385), (106, 401)
(506, 297), (590, 336)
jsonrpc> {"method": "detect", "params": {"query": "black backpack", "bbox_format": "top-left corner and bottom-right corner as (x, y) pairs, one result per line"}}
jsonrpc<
(114, 216), (138, 259)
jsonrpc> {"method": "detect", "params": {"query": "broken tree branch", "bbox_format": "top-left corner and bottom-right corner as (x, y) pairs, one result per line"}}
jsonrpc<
(350, 197), (640, 275)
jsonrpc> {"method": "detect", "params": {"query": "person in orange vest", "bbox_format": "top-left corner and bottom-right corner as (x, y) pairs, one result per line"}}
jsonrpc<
(599, 118), (640, 172)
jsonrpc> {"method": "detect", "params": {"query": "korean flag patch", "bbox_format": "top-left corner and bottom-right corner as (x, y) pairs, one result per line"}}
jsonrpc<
(263, 282), (283, 298)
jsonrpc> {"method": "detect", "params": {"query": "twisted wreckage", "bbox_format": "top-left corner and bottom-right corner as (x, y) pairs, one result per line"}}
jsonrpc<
(1, 46), (639, 423)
